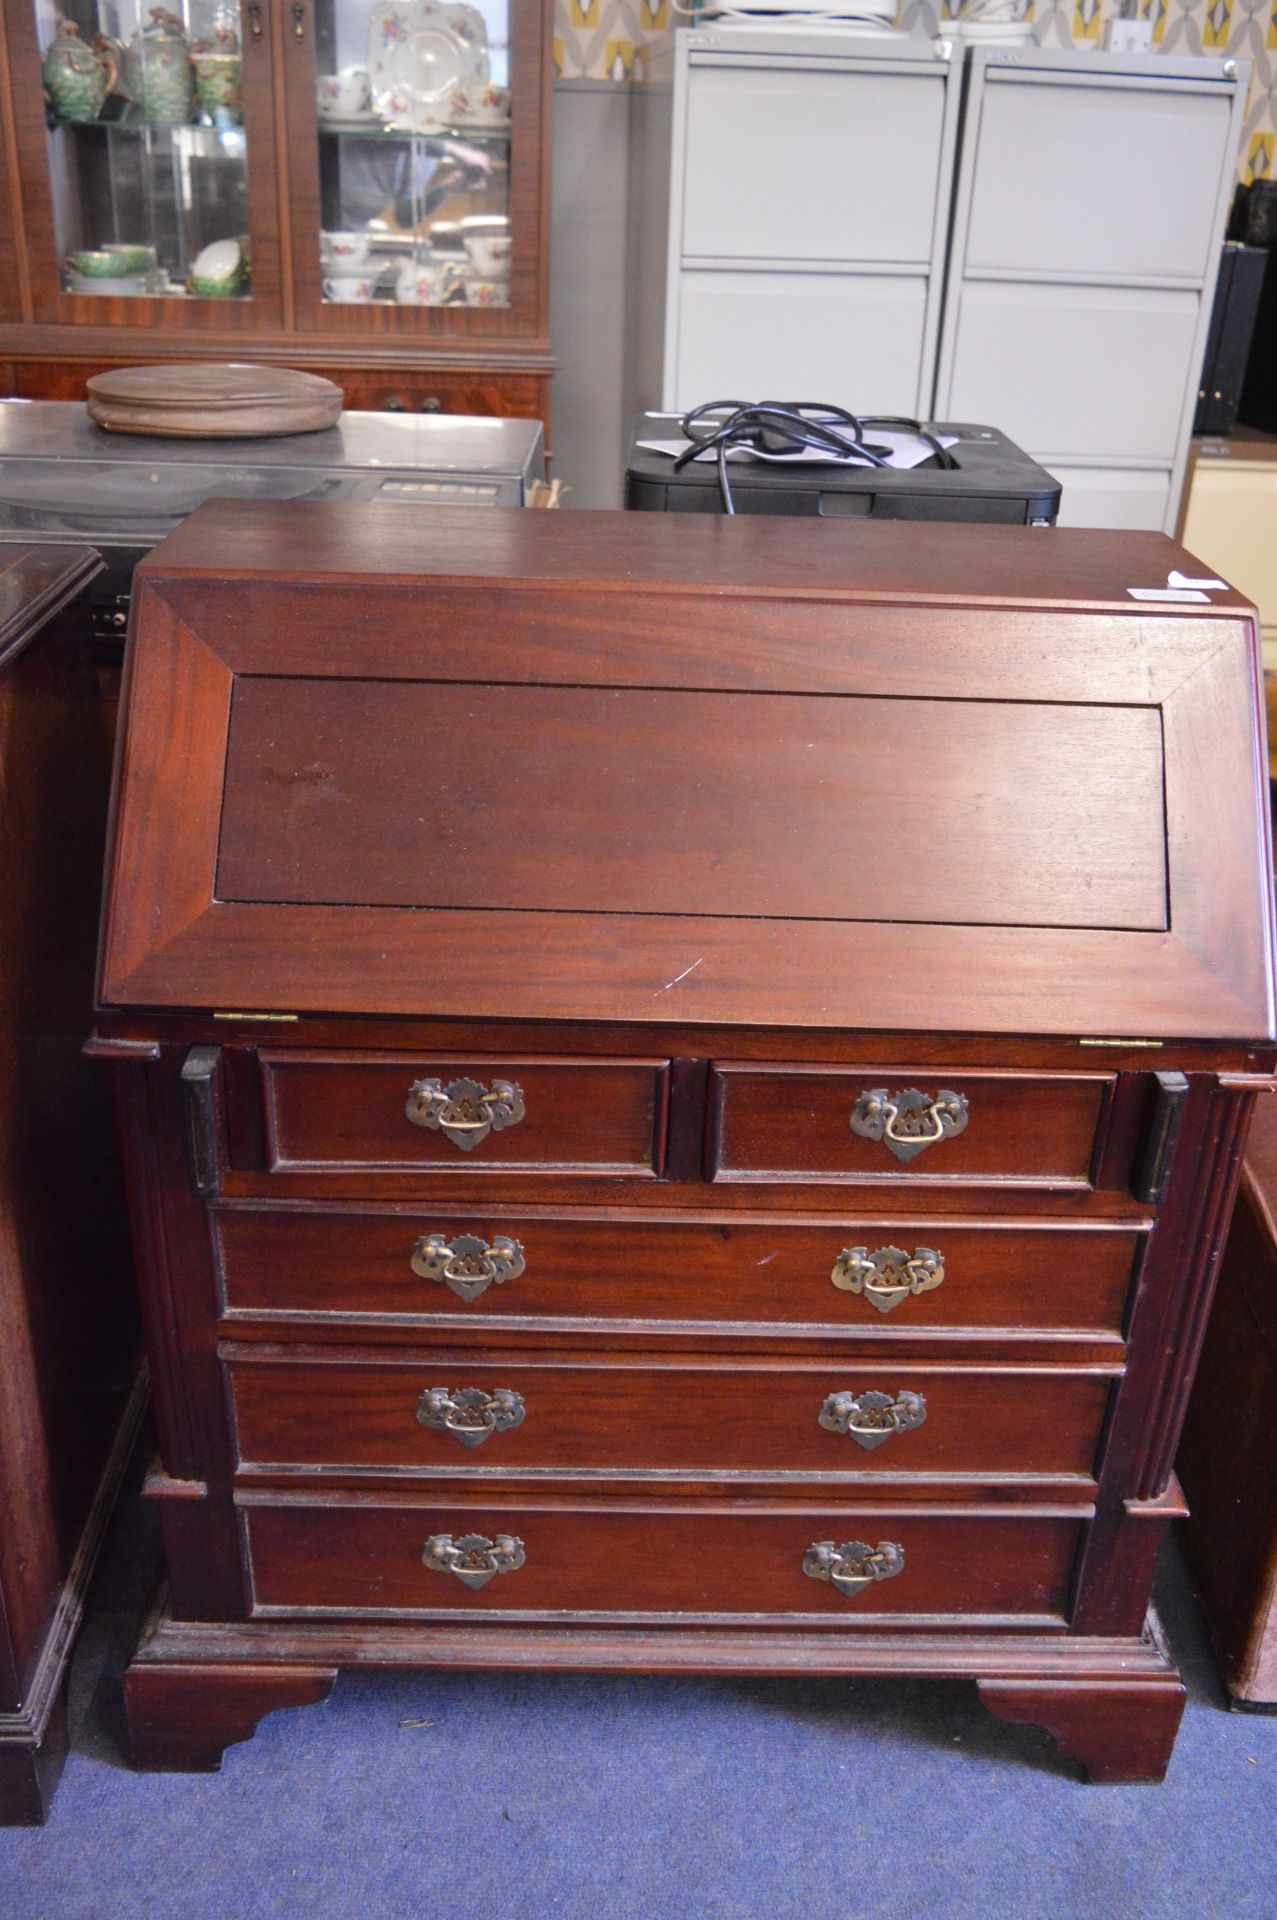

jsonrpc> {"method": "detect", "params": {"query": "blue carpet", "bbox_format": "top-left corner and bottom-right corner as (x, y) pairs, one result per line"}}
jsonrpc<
(3, 1488), (1275, 1920)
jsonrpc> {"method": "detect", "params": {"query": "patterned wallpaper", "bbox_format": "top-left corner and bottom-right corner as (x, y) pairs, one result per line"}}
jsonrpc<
(552, 0), (1275, 182)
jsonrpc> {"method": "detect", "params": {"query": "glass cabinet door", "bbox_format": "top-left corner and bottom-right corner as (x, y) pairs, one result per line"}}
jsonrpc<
(289, 0), (532, 327)
(15, 0), (281, 319)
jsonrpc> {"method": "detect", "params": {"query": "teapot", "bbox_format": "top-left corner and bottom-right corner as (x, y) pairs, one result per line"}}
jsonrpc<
(42, 19), (117, 123)
(124, 8), (194, 127)
(395, 257), (463, 306)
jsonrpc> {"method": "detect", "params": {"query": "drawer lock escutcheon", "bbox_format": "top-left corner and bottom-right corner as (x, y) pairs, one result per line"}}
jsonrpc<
(410, 1233), (526, 1301)
(831, 1245), (944, 1314)
(802, 1538), (905, 1599)
(422, 1532), (526, 1589)
(416, 1386), (526, 1449)
(818, 1388), (927, 1451)
(405, 1076), (526, 1151)
(850, 1087), (968, 1164)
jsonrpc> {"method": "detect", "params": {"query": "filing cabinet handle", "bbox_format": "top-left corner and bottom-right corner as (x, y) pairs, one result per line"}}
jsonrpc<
(802, 1538), (905, 1599)
(405, 1075), (526, 1151)
(422, 1532), (526, 1589)
(410, 1232), (526, 1301)
(416, 1386), (525, 1449)
(818, 1389), (927, 1451)
(850, 1087), (969, 1164)
(831, 1245), (945, 1314)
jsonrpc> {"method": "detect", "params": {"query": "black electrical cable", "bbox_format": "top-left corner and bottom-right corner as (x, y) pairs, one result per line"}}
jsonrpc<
(671, 399), (958, 514)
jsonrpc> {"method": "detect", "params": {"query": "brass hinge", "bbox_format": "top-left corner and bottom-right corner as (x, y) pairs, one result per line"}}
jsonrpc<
(212, 1011), (300, 1023)
(1078, 1038), (1164, 1049)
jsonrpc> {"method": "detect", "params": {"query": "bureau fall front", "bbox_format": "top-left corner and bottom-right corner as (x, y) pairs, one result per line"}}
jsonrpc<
(93, 502), (1276, 1782)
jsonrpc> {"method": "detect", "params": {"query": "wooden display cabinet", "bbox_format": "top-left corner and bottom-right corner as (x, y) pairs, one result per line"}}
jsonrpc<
(0, 0), (552, 421)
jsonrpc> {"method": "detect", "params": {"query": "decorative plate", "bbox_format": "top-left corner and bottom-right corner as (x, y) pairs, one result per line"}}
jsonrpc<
(368, 1), (489, 135)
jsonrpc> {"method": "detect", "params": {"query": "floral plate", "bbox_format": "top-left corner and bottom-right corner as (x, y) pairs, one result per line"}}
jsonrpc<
(368, 0), (489, 135)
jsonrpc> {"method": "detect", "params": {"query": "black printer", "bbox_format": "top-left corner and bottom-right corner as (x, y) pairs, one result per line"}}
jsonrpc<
(625, 415), (1061, 523)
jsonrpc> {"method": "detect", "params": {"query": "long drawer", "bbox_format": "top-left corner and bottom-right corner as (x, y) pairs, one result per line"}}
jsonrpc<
(212, 1204), (1146, 1336)
(710, 1064), (1116, 1189)
(225, 1348), (1116, 1479)
(242, 1497), (1084, 1621)
(258, 1051), (670, 1177)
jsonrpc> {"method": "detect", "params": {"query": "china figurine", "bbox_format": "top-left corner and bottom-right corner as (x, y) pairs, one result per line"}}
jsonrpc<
(125, 9), (194, 127)
(42, 19), (117, 123)
(191, 27), (242, 127)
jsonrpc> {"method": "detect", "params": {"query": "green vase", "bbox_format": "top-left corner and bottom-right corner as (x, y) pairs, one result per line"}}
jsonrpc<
(124, 8), (194, 128)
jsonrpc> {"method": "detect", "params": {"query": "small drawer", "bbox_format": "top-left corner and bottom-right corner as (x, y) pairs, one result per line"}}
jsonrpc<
(710, 1065), (1115, 1190)
(259, 1052), (670, 1177)
(213, 1205), (1146, 1337)
(243, 1497), (1084, 1621)
(226, 1347), (1116, 1481)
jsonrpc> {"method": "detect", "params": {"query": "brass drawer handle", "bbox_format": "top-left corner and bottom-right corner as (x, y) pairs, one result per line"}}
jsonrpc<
(831, 1244), (944, 1315)
(410, 1232), (526, 1301)
(818, 1389), (927, 1451)
(416, 1386), (525, 1450)
(850, 1086), (968, 1164)
(405, 1075), (526, 1151)
(802, 1538), (905, 1599)
(422, 1531), (525, 1590)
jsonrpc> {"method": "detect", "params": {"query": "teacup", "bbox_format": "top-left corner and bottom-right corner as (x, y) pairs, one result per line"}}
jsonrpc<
(463, 277), (509, 309)
(109, 242), (158, 274)
(321, 230), (371, 267)
(463, 233), (511, 277)
(68, 248), (131, 277)
(457, 81), (510, 125)
(396, 258), (462, 305)
(317, 66), (371, 118)
(323, 275), (377, 303)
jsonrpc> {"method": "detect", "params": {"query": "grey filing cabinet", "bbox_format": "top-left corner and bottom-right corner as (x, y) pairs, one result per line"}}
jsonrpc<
(933, 47), (1248, 532)
(649, 25), (962, 416)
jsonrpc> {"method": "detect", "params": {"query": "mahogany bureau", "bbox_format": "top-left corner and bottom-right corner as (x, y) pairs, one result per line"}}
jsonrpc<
(94, 501), (1277, 1783)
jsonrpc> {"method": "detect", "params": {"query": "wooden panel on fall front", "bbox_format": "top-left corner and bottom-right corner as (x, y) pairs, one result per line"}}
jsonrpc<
(215, 677), (1167, 930)
(210, 1202), (1148, 1337)
(709, 1065), (1115, 1190)
(224, 1345), (1117, 1480)
(241, 1495), (1086, 1621)
(97, 506), (1275, 1039)
(258, 1052), (669, 1177)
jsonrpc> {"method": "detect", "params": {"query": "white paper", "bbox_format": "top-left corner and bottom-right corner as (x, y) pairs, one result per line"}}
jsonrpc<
(1167, 569), (1227, 591)
(636, 429), (960, 473)
(1127, 587), (1211, 603)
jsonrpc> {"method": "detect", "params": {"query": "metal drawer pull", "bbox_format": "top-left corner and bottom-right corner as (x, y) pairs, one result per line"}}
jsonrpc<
(422, 1532), (525, 1590)
(405, 1075), (526, 1151)
(410, 1232), (526, 1301)
(416, 1386), (525, 1449)
(802, 1538), (905, 1599)
(831, 1244), (944, 1315)
(818, 1389), (927, 1451)
(850, 1086), (968, 1164)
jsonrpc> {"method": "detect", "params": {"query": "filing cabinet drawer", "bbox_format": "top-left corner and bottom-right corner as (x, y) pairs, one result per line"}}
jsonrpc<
(259, 1052), (670, 1177)
(243, 1497), (1084, 1621)
(710, 1065), (1114, 1189)
(213, 1204), (1145, 1336)
(226, 1348), (1116, 1480)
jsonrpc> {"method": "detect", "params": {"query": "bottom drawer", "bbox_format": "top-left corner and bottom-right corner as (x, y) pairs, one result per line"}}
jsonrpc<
(243, 1498), (1084, 1622)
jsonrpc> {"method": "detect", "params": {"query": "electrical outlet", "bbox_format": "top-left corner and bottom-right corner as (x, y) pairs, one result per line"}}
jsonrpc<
(1105, 17), (1154, 50)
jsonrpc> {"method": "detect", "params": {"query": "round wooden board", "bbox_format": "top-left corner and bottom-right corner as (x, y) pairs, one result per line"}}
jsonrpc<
(86, 364), (343, 438)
